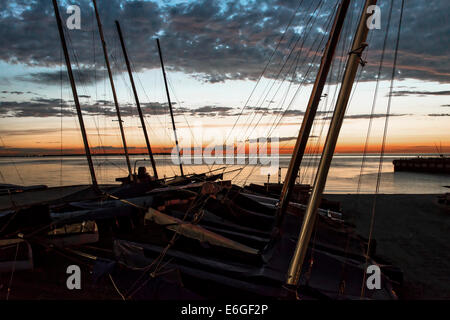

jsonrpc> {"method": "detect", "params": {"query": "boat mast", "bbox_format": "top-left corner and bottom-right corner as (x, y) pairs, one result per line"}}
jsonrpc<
(92, 0), (133, 179)
(52, 0), (99, 191)
(115, 21), (159, 179)
(286, 0), (377, 287)
(277, 0), (351, 226)
(156, 38), (184, 177)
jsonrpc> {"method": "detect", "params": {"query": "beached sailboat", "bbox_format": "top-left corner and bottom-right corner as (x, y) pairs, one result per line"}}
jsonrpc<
(0, 0), (404, 300)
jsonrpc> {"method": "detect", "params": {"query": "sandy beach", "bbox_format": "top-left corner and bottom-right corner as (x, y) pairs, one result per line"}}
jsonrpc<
(326, 193), (450, 299)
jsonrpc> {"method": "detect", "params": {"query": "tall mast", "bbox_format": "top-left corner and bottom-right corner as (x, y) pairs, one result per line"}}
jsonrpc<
(52, 0), (98, 191)
(115, 21), (159, 179)
(92, 0), (133, 179)
(286, 0), (377, 287)
(277, 0), (351, 226)
(156, 38), (184, 177)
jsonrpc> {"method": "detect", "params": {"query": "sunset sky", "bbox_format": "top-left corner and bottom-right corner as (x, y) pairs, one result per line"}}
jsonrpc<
(0, 0), (449, 156)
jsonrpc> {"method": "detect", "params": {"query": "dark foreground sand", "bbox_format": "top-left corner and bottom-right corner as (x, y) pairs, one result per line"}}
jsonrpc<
(326, 194), (450, 299)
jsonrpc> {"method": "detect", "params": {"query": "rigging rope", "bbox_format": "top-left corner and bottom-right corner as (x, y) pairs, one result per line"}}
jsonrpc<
(336, 13), (380, 297)
(230, 1), (337, 186)
(124, 192), (212, 298)
(261, 0), (338, 141)
(66, 24), (130, 176)
(356, 4), (394, 198)
(0, 136), (24, 185)
(223, 0), (307, 148)
(5, 242), (19, 300)
(360, 0), (405, 298)
(166, 74), (214, 173)
(234, 0), (325, 148)
(60, 41), (64, 187)
(299, 0), (359, 186)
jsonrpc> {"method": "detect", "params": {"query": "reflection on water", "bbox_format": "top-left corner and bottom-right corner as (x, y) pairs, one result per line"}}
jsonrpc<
(0, 154), (448, 194)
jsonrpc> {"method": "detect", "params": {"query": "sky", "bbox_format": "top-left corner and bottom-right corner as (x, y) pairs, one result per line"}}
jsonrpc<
(0, 0), (449, 156)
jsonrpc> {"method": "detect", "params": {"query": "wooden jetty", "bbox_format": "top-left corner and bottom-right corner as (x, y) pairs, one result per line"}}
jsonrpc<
(393, 156), (450, 174)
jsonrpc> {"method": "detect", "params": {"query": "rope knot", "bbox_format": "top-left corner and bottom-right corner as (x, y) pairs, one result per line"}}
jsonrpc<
(349, 42), (368, 66)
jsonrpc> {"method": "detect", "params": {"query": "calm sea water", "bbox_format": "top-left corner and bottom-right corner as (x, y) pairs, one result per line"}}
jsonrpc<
(0, 154), (448, 194)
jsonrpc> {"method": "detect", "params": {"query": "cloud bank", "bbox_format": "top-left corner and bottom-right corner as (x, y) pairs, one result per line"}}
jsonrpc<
(0, 0), (448, 87)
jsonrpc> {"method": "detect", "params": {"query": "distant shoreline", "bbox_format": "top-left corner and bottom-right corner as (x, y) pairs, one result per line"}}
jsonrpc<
(0, 153), (171, 157)
(0, 152), (447, 158)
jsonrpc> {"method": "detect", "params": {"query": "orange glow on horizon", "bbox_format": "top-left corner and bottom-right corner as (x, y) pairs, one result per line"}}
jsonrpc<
(1, 142), (448, 156)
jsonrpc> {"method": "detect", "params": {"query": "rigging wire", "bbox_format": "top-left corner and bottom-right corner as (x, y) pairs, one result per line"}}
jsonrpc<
(166, 74), (214, 174)
(333, 12), (379, 297)
(90, 8), (108, 179)
(223, 0), (307, 148)
(234, 0), (324, 148)
(65, 23), (128, 177)
(130, 60), (174, 140)
(128, 56), (179, 178)
(124, 191), (213, 298)
(60, 36), (64, 187)
(299, 0), (359, 185)
(5, 242), (19, 300)
(242, 2), (329, 147)
(229, 3), (330, 170)
(233, 67), (325, 184)
(239, 0), (317, 133)
(0, 136), (24, 185)
(356, 6), (394, 197)
(360, 0), (405, 298)
(230, 1), (337, 185)
(261, 0), (338, 142)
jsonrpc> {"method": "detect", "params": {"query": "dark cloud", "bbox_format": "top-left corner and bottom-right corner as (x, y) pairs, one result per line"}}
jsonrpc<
(247, 135), (318, 143)
(0, 128), (67, 137)
(277, 135), (320, 142)
(0, 98), (75, 117)
(2, 90), (24, 95)
(190, 106), (234, 117)
(271, 109), (332, 117)
(0, 97), (231, 119)
(441, 104), (450, 107)
(0, 0), (447, 85)
(0, 146), (65, 154)
(241, 106), (333, 118)
(0, 95), (336, 119)
(321, 113), (409, 120)
(274, 109), (304, 117)
(390, 90), (450, 97)
(277, 136), (297, 142)
(1, 90), (39, 95)
(16, 69), (109, 86)
(91, 145), (137, 150)
(77, 100), (186, 118)
(428, 113), (450, 117)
